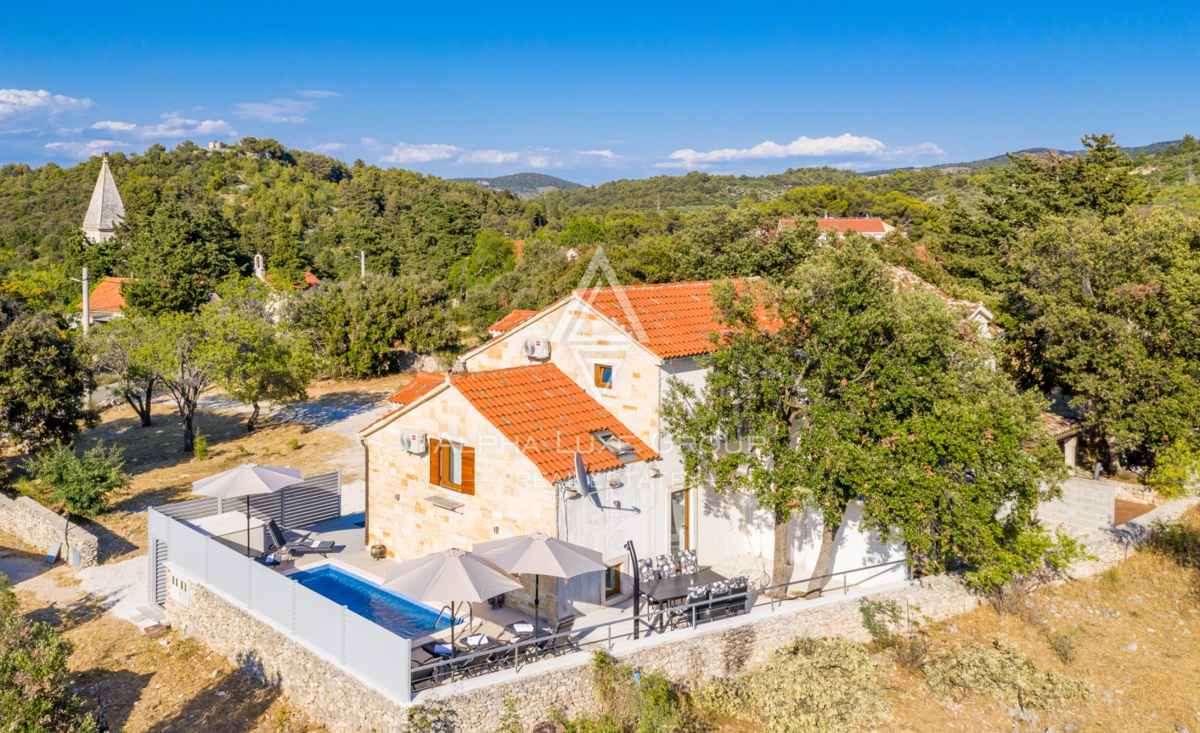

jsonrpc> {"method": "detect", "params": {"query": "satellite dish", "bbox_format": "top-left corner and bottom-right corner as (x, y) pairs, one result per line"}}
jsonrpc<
(574, 451), (600, 508)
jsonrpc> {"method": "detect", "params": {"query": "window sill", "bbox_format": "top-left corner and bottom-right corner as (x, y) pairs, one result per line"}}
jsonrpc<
(425, 494), (466, 513)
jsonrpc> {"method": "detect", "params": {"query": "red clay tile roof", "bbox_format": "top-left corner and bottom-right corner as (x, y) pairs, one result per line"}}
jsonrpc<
(303, 271), (321, 287)
(817, 217), (889, 234)
(387, 372), (447, 405)
(78, 276), (129, 313)
(488, 309), (539, 335)
(452, 363), (657, 482)
(512, 239), (525, 258)
(1041, 412), (1082, 439)
(778, 217), (892, 234)
(572, 281), (729, 359)
(890, 266), (989, 321)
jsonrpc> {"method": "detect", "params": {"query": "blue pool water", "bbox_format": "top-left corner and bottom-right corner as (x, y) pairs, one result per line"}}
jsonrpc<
(289, 565), (457, 639)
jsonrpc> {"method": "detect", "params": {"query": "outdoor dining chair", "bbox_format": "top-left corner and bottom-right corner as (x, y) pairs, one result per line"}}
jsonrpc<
(670, 584), (710, 629)
(656, 554), (679, 578)
(678, 548), (699, 575)
(708, 579), (734, 620)
(637, 558), (658, 585)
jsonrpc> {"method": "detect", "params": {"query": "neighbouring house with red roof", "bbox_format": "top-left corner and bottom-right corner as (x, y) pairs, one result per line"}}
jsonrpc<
(486, 309), (538, 338)
(778, 216), (897, 240)
(360, 280), (908, 620)
(76, 276), (129, 325)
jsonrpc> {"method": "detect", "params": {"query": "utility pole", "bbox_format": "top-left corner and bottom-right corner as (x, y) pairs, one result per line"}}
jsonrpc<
(78, 267), (90, 336)
(360, 250), (366, 280)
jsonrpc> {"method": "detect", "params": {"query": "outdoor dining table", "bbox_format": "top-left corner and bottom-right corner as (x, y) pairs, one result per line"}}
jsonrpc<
(639, 568), (728, 631)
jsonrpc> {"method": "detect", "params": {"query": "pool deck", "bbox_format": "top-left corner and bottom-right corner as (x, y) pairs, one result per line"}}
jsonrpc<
(267, 513), (653, 662)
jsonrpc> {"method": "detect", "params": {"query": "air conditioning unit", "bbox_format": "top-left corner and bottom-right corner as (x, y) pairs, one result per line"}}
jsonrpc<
(399, 430), (428, 454)
(523, 337), (550, 359)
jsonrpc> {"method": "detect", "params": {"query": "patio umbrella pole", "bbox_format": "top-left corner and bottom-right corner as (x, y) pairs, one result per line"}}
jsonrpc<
(245, 496), (251, 557)
(534, 575), (540, 643)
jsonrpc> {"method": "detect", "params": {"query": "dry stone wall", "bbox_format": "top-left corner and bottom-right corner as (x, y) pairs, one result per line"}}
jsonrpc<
(0, 492), (98, 568)
(165, 496), (1199, 733)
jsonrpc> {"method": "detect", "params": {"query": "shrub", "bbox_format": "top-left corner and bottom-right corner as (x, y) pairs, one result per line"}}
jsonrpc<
(893, 634), (931, 671)
(1145, 440), (1199, 498)
(1146, 518), (1200, 568)
(193, 432), (209, 461)
(859, 599), (903, 649)
(286, 438), (300, 452)
(966, 530), (1092, 614)
(922, 639), (1089, 710)
(0, 577), (98, 731)
(1044, 631), (1077, 665)
(559, 651), (696, 733)
(494, 697), (522, 733)
(697, 638), (891, 733)
(32, 441), (130, 520)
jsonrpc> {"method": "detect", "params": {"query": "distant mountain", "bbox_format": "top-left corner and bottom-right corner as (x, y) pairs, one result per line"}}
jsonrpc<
(451, 172), (583, 199)
(867, 140), (1185, 176)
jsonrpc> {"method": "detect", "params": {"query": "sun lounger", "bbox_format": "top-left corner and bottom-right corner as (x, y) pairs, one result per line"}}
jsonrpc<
(266, 519), (335, 556)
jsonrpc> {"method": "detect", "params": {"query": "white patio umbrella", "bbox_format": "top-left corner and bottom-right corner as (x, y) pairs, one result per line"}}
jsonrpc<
(472, 532), (607, 640)
(383, 548), (522, 657)
(190, 463), (303, 556)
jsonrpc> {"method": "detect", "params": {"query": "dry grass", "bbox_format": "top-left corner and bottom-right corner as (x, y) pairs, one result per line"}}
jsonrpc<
(1, 528), (318, 732)
(12, 375), (407, 563)
(878, 506), (1200, 731)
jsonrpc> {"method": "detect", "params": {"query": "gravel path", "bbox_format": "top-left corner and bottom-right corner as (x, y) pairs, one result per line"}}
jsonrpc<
(77, 555), (147, 621)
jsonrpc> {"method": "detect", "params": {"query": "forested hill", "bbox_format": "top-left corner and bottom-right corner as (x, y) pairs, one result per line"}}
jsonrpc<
(0, 139), (541, 290)
(869, 138), (1187, 175)
(451, 172), (582, 198)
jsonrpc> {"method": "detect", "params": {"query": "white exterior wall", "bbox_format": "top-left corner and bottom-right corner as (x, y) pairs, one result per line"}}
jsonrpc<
(659, 357), (907, 590)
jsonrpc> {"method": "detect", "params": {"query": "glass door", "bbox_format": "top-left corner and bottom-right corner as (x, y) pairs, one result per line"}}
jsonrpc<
(669, 488), (691, 554)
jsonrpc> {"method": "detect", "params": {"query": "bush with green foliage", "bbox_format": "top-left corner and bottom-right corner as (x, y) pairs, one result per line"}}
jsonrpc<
(0, 295), (97, 449)
(697, 638), (891, 733)
(1146, 440), (1199, 498)
(32, 441), (131, 519)
(555, 651), (697, 733)
(966, 530), (1090, 614)
(0, 577), (98, 732)
(922, 638), (1089, 710)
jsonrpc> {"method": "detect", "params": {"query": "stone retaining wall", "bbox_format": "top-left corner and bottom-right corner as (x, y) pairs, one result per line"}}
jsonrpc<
(0, 492), (98, 568)
(165, 496), (1199, 733)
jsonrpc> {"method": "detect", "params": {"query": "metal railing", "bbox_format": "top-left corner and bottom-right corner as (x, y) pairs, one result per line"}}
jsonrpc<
(410, 558), (908, 692)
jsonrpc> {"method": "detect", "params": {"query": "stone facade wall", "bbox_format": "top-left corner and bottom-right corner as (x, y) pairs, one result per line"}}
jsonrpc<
(0, 492), (98, 568)
(167, 495), (1200, 733)
(165, 569), (408, 733)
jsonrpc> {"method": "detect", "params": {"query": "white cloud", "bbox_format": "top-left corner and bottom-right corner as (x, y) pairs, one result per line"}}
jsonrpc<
(90, 120), (137, 132)
(132, 112), (236, 139)
(312, 142), (346, 153)
(457, 149), (520, 165)
(382, 142), (464, 164)
(297, 90), (341, 98)
(234, 99), (314, 123)
(664, 133), (945, 169)
(0, 89), (93, 119)
(577, 149), (616, 159)
(45, 139), (131, 159)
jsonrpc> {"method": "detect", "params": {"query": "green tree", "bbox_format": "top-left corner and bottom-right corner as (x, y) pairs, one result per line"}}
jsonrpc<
(118, 203), (240, 315)
(0, 297), (96, 449)
(1005, 210), (1200, 470)
(148, 311), (216, 453)
(447, 229), (515, 296)
(33, 441), (131, 520)
(292, 274), (456, 377)
(663, 243), (1068, 592)
(204, 281), (313, 432)
(0, 577), (98, 732)
(87, 315), (159, 427)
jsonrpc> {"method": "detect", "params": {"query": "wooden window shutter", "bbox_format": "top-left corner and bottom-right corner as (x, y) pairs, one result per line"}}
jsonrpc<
(429, 439), (442, 486)
(461, 446), (476, 495)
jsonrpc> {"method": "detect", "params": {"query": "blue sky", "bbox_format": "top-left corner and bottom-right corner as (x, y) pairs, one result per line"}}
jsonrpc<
(2, 2), (1197, 184)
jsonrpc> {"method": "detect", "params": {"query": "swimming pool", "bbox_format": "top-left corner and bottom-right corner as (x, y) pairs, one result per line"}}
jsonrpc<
(289, 565), (457, 639)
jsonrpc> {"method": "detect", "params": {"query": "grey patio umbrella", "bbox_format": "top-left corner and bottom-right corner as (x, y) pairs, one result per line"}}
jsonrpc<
(383, 548), (522, 657)
(191, 463), (303, 556)
(472, 532), (606, 640)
